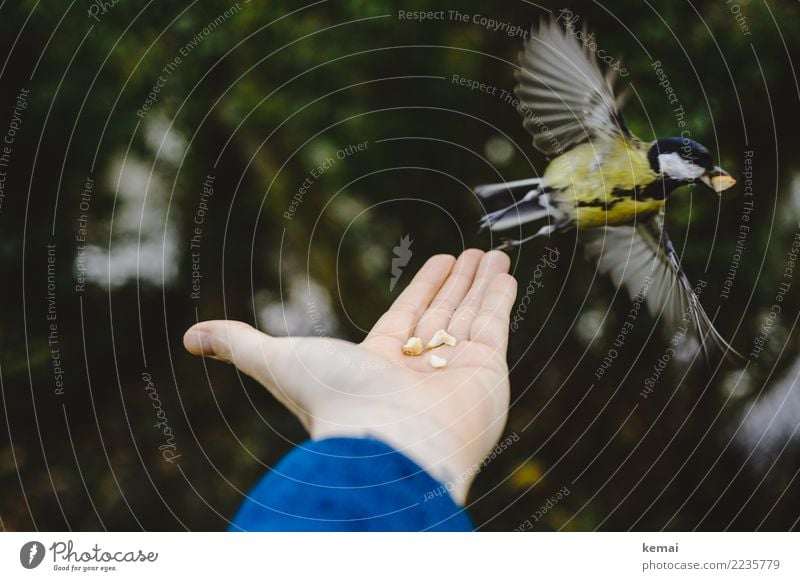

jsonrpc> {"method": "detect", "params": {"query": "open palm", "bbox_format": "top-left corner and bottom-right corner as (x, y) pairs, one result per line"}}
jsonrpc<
(184, 250), (517, 503)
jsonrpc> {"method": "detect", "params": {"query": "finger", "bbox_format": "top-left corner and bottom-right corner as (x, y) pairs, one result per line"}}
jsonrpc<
(469, 274), (518, 350)
(366, 254), (455, 342)
(447, 251), (511, 340)
(414, 249), (484, 341)
(183, 320), (311, 425)
(184, 320), (278, 381)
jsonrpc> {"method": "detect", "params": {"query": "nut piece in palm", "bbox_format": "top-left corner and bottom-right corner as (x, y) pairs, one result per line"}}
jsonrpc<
(402, 336), (424, 356)
(426, 329), (458, 350)
(429, 354), (448, 369)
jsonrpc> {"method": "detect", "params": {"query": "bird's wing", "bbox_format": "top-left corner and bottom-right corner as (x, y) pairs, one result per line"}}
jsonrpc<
(515, 17), (632, 155)
(582, 211), (741, 362)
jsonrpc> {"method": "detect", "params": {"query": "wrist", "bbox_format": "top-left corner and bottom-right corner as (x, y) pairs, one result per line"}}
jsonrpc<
(310, 411), (479, 505)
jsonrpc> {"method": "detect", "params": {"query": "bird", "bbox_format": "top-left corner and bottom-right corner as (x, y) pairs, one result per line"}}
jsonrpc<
(475, 17), (740, 361)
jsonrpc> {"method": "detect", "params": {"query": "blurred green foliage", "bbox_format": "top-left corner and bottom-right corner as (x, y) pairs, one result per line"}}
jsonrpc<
(1, 0), (799, 531)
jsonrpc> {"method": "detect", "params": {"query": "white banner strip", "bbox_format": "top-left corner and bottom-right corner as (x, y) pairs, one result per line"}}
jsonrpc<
(1, 532), (797, 580)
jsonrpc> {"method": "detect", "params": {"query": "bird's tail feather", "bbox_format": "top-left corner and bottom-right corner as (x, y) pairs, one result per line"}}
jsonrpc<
(475, 177), (552, 231)
(475, 177), (544, 201)
(481, 201), (551, 231)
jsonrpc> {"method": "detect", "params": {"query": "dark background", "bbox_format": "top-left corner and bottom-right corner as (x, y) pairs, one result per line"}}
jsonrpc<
(1, 0), (799, 531)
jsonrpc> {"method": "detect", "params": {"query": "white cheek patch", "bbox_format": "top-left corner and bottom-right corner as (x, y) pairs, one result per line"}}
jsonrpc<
(658, 152), (706, 180)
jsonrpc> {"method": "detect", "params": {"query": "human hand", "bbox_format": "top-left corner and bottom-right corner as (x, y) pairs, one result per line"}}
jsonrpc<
(183, 250), (517, 504)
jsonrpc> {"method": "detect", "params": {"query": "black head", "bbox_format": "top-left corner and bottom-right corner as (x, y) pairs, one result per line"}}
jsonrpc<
(647, 138), (735, 194)
(648, 138), (713, 177)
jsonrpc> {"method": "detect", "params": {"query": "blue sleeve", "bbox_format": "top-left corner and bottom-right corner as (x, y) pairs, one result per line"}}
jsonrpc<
(229, 437), (473, 531)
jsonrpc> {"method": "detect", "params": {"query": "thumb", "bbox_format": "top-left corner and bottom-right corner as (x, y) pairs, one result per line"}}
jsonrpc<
(184, 320), (289, 385)
(183, 320), (312, 428)
(183, 320), (269, 366)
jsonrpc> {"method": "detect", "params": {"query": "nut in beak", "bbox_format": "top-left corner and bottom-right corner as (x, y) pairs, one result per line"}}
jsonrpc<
(699, 166), (736, 194)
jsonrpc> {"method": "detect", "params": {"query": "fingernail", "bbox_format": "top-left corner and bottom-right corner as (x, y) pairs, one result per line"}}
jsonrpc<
(184, 328), (216, 356)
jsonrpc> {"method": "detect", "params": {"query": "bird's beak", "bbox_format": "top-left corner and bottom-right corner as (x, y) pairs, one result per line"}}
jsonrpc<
(699, 166), (736, 194)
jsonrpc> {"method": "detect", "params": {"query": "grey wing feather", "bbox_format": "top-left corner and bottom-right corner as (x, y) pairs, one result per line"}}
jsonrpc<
(515, 17), (631, 155)
(582, 213), (741, 362)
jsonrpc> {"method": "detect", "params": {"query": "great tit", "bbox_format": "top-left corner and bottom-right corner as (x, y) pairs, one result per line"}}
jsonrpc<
(476, 17), (739, 360)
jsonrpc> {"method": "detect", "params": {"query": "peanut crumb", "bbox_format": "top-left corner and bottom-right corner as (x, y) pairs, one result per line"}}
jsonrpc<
(429, 354), (448, 369)
(402, 336), (424, 356)
(426, 329), (458, 349)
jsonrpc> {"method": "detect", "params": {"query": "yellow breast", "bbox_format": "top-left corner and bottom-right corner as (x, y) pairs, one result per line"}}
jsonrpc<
(573, 197), (664, 227)
(543, 139), (663, 228)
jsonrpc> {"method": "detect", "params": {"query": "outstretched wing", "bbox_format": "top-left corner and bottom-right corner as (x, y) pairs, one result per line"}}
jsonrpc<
(582, 212), (741, 362)
(515, 17), (632, 155)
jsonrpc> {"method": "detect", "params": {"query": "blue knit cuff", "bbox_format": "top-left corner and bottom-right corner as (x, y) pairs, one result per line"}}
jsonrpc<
(229, 437), (473, 531)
